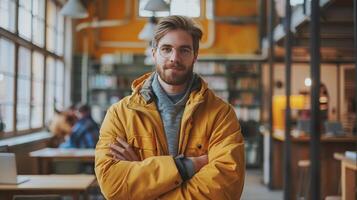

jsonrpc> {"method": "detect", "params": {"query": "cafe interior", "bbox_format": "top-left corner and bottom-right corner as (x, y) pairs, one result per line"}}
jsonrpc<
(0, 0), (356, 199)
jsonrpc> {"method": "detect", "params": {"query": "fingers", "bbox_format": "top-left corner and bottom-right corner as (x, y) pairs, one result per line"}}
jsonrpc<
(109, 143), (132, 161)
(108, 151), (127, 161)
(116, 137), (139, 161)
(108, 137), (139, 161)
(188, 154), (209, 172)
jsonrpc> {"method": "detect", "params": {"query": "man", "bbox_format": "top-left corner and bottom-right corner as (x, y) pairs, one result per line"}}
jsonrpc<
(60, 104), (99, 148)
(95, 15), (245, 200)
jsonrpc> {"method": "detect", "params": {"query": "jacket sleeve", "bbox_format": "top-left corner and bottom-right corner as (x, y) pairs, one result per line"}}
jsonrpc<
(95, 105), (183, 200)
(159, 105), (245, 200)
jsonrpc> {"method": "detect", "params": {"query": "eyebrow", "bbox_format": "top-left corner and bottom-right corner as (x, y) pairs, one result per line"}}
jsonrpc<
(159, 44), (193, 49)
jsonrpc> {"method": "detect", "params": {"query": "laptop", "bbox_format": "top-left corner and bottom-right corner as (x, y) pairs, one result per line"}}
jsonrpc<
(0, 153), (30, 184)
(324, 121), (345, 136)
(296, 119), (311, 134)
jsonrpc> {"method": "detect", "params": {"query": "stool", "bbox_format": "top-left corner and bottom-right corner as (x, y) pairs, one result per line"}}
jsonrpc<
(297, 160), (310, 200)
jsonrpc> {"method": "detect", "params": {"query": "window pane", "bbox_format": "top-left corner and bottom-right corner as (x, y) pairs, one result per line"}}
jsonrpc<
(33, 0), (45, 19)
(0, 38), (15, 132)
(55, 60), (64, 110)
(0, 38), (15, 75)
(19, 0), (32, 10)
(18, 47), (31, 78)
(18, 7), (32, 40)
(0, 0), (16, 32)
(56, 34), (64, 55)
(170, 0), (200, 17)
(17, 47), (31, 130)
(45, 57), (55, 123)
(47, 1), (56, 27)
(46, 0), (56, 52)
(17, 80), (31, 130)
(33, 18), (45, 47)
(33, 0), (45, 47)
(0, 104), (14, 132)
(56, 12), (64, 55)
(31, 51), (44, 128)
(46, 27), (56, 52)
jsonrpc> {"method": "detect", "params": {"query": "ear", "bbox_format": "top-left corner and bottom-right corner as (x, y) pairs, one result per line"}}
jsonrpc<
(193, 52), (198, 63)
(151, 48), (157, 62)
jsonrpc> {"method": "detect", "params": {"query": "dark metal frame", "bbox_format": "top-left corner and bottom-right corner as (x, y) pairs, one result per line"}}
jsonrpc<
(354, 0), (357, 135)
(309, 0), (321, 199)
(267, 0), (275, 189)
(283, 1), (292, 199)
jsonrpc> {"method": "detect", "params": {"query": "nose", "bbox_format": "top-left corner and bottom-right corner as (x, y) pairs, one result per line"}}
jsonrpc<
(169, 49), (180, 62)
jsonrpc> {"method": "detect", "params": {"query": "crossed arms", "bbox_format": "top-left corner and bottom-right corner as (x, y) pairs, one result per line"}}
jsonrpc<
(95, 105), (245, 200)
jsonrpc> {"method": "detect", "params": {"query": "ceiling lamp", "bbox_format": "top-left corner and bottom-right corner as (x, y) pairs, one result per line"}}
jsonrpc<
(144, 0), (170, 12)
(138, 17), (157, 41)
(60, 0), (88, 19)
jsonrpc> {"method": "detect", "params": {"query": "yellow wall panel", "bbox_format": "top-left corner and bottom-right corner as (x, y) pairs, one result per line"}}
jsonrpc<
(74, 0), (259, 59)
(215, 0), (257, 16)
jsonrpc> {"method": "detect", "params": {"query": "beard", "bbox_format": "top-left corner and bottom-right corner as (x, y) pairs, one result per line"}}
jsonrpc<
(156, 61), (194, 85)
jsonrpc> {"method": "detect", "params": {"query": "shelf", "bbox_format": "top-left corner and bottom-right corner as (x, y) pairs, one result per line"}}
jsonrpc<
(89, 71), (151, 76)
(234, 104), (261, 108)
(228, 89), (260, 93)
(90, 88), (131, 92)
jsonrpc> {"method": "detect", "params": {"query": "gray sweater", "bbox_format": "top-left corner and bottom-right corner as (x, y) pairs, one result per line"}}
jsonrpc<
(151, 72), (198, 180)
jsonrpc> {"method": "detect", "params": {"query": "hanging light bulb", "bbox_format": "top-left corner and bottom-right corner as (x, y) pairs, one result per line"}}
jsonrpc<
(60, 0), (88, 19)
(144, 0), (170, 12)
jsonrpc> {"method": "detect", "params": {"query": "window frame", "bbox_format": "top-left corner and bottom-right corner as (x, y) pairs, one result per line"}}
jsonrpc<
(0, 0), (66, 139)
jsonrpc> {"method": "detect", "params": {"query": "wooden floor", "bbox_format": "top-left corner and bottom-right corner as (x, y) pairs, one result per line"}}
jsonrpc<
(242, 169), (283, 200)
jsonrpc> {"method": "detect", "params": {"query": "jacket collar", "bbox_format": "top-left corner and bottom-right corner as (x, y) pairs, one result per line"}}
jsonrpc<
(128, 72), (208, 108)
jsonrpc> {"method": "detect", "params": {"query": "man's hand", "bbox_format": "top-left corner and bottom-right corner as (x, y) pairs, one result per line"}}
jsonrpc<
(109, 137), (139, 161)
(189, 155), (208, 173)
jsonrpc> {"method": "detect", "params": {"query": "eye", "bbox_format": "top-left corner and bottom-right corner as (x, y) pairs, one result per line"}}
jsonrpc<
(180, 48), (192, 55)
(160, 47), (172, 53)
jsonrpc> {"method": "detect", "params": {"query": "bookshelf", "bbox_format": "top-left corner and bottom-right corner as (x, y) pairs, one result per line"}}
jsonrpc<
(195, 61), (262, 167)
(87, 55), (153, 123)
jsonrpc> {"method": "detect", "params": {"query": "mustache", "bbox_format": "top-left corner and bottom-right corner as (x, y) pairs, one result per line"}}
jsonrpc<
(163, 63), (185, 70)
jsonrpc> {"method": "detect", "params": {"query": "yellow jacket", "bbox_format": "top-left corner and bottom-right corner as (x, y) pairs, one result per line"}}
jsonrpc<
(95, 73), (245, 200)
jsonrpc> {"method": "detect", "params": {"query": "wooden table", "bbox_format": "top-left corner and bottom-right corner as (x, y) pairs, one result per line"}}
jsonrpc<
(0, 174), (95, 200)
(271, 133), (356, 199)
(334, 153), (357, 200)
(29, 148), (95, 174)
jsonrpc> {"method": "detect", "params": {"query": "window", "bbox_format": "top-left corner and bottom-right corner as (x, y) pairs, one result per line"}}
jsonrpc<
(138, 0), (201, 18)
(0, 1), (66, 138)
(0, 38), (15, 132)
(0, 0), (16, 32)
